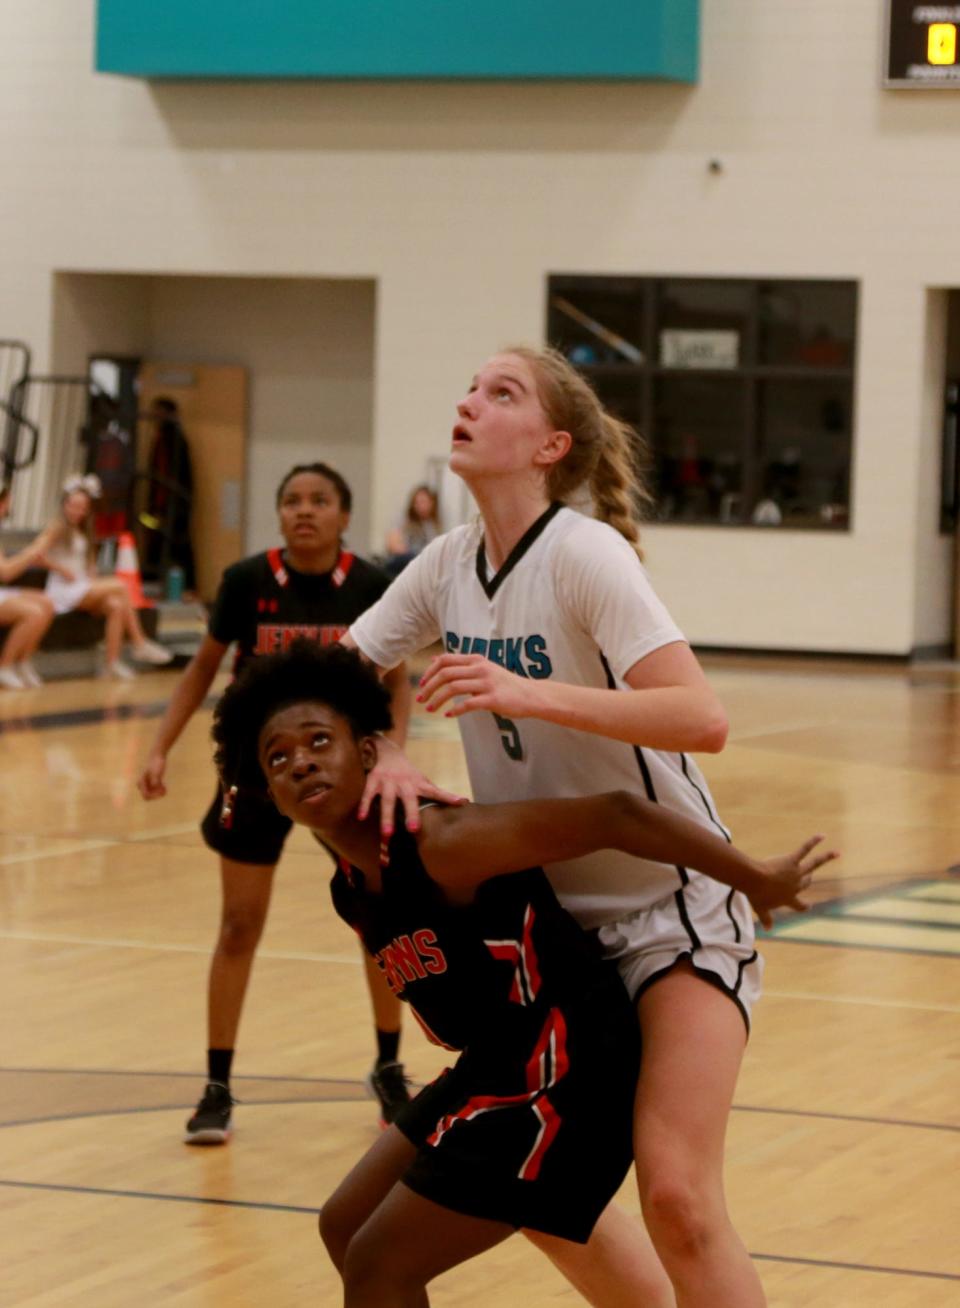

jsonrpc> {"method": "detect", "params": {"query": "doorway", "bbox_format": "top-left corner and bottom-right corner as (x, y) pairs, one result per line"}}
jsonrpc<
(45, 271), (376, 594)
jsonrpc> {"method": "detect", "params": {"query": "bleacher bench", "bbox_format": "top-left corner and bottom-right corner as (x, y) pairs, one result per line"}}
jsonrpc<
(7, 568), (158, 649)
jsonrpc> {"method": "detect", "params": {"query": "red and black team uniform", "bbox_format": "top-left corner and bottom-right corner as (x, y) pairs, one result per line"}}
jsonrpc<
(201, 548), (391, 863)
(331, 825), (641, 1243)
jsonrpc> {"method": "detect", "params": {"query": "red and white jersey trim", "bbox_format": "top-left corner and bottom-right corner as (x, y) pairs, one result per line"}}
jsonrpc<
(266, 547), (354, 590)
(484, 904), (542, 1006)
(267, 547), (288, 587)
(425, 1007), (569, 1180)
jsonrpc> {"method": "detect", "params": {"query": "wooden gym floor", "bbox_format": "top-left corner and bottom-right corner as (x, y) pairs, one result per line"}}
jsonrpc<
(1, 653), (959, 1306)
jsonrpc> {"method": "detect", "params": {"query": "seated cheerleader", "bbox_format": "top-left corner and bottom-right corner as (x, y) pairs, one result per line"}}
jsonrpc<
(31, 474), (172, 680)
(0, 480), (56, 689)
(212, 642), (833, 1307)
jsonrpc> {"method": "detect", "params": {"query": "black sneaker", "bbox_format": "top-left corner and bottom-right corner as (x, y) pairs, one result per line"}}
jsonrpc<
(184, 1081), (234, 1145)
(366, 1060), (411, 1127)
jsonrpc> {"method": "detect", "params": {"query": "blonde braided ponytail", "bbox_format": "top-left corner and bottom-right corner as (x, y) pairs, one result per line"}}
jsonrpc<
(503, 345), (653, 560)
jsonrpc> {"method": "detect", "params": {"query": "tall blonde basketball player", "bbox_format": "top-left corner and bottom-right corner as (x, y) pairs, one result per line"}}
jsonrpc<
(346, 346), (787, 1307)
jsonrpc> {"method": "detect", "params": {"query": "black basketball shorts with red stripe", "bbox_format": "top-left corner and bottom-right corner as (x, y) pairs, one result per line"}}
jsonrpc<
(393, 969), (640, 1243)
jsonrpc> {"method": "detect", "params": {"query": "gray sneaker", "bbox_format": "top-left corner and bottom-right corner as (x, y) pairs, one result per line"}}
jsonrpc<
(131, 638), (174, 666)
(102, 660), (136, 681)
(366, 1060), (411, 1127)
(184, 1081), (234, 1145)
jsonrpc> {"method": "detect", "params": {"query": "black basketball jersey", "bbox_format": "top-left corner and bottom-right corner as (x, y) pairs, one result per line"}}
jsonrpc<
(331, 826), (640, 1241)
(208, 548), (390, 674)
(330, 826), (615, 1058)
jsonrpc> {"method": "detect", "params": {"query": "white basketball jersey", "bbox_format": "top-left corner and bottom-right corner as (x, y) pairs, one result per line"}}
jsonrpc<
(350, 504), (733, 929)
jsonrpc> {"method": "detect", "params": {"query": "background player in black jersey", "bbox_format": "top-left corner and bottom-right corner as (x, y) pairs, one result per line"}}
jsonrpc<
(138, 464), (458, 1143)
(212, 642), (834, 1307)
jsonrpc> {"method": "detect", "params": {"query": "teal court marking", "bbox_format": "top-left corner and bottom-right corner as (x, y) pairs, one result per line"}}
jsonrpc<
(763, 876), (960, 957)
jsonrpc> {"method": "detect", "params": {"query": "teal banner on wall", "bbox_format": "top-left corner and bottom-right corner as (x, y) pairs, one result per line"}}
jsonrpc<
(95, 1), (699, 82)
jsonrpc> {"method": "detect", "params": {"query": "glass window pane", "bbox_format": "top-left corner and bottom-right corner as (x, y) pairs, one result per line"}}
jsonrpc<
(756, 378), (853, 527)
(547, 277), (646, 365)
(657, 280), (752, 369)
(587, 372), (645, 432)
(652, 376), (747, 523)
(758, 281), (856, 368)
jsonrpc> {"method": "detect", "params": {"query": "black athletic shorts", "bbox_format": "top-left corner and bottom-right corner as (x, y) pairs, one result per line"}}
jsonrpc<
(200, 785), (292, 866)
(393, 976), (640, 1243)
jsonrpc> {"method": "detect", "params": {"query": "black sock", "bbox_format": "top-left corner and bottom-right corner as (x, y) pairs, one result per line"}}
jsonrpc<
(376, 1029), (400, 1065)
(208, 1048), (234, 1087)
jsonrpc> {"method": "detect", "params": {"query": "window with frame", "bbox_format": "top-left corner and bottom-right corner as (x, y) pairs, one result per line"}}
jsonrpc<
(546, 275), (857, 529)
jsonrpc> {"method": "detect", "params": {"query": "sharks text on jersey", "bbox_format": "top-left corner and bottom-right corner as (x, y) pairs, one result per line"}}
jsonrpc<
(444, 631), (553, 679)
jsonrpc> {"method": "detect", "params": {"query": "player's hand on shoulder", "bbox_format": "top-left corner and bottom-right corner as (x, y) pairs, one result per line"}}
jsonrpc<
(137, 751), (168, 800)
(750, 834), (838, 929)
(357, 736), (468, 848)
(417, 653), (543, 720)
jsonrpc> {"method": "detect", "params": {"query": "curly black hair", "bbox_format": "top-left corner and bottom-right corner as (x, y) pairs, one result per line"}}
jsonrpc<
(212, 641), (392, 796)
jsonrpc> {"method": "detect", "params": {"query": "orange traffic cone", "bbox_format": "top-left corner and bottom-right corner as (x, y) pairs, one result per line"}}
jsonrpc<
(114, 532), (153, 609)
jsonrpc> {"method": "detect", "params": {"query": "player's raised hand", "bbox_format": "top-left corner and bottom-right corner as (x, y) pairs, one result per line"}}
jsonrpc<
(357, 736), (468, 851)
(138, 751), (168, 800)
(417, 653), (543, 720)
(749, 834), (837, 929)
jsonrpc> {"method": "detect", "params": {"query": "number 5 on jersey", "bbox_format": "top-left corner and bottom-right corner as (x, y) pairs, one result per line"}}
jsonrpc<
(494, 714), (523, 761)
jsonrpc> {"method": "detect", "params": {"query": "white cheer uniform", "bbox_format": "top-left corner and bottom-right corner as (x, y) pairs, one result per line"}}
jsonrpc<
(350, 503), (761, 1027)
(44, 531), (94, 614)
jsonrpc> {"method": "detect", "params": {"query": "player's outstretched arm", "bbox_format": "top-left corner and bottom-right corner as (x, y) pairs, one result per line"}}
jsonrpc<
(418, 792), (836, 923)
(137, 635), (227, 799)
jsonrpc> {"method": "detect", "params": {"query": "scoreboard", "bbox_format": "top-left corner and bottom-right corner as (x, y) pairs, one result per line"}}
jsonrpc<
(885, 0), (960, 85)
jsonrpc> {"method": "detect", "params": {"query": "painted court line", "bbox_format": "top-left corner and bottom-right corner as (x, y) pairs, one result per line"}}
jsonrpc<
(840, 897), (960, 926)
(774, 916), (960, 954)
(905, 882), (960, 904)
(0, 823), (204, 864)
(0, 1095), (373, 1132)
(3, 931), (957, 1012)
(0, 839), (118, 867)
(763, 987), (960, 1015)
(0, 930), (360, 965)
(0, 1177), (316, 1214)
(127, 822), (203, 842)
(750, 1252), (960, 1284)
(0, 1180), (956, 1283)
(733, 1103), (960, 1136)
(3, 1095), (955, 1140)
(1, 1065), (956, 1137)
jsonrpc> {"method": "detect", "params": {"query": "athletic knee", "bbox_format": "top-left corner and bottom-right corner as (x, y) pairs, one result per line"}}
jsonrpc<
(318, 1198), (353, 1272)
(341, 1231), (381, 1293)
(342, 1231), (424, 1302)
(639, 1174), (723, 1263)
(216, 908), (266, 956)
